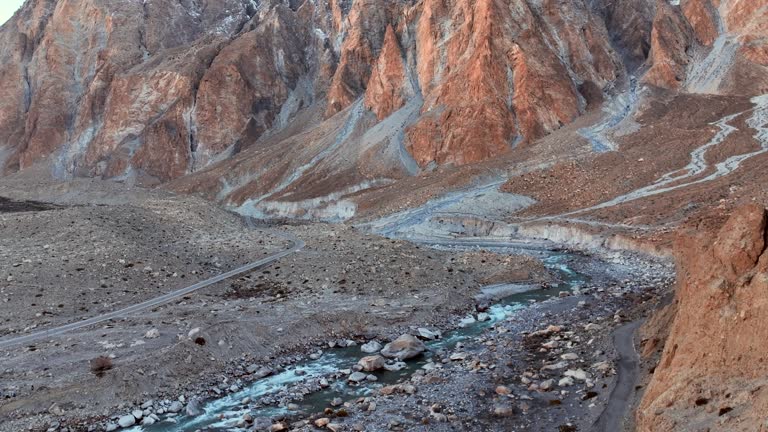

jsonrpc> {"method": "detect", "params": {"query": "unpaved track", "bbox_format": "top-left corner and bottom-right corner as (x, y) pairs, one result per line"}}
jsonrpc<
(0, 222), (304, 350)
(542, 93), (768, 222)
(592, 319), (644, 432)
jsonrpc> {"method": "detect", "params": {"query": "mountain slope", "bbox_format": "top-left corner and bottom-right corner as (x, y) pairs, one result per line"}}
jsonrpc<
(0, 0), (766, 221)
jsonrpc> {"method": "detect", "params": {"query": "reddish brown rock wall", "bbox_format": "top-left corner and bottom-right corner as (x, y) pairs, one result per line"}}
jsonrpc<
(638, 204), (768, 432)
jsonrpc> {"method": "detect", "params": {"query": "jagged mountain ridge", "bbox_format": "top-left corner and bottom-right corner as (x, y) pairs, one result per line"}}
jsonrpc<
(0, 0), (766, 219)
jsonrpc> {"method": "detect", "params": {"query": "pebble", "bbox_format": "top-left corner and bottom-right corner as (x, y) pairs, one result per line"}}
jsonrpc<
(564, 369), (589, 381)
(493, 404), (515, 417)
(144, 329), (160, 339)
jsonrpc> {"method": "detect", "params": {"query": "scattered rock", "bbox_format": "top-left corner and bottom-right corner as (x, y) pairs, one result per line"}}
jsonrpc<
(117, 415), (136, 428)
(493, 404), (515, 417)
(564, 369), (589, 381)
(584, 323), (603, 331)
(360, 341), (383, 353)
(167, 401), (184, 413)
(348, 372), (368, 383)
(185, 398), (203, 417)
(144, 329), (160, 339)
(540, 379), (554, 391)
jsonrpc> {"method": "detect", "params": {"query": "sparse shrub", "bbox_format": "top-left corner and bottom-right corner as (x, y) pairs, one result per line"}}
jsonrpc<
(194, 336), (206, 346)
(90, 356), (113, 377)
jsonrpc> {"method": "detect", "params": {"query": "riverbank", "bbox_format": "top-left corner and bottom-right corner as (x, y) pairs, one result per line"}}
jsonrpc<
(0, 184), (562, 432)
(88, 242), (671, 432)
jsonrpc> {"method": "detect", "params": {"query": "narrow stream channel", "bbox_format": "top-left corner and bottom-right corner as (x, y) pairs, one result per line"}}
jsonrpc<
(129, 251), (589, 432)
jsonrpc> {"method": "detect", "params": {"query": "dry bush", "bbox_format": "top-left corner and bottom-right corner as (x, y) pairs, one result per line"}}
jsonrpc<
(90, 356), (113, 377)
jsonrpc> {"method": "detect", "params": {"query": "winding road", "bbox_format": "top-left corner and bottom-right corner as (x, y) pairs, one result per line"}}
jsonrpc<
(592, 320), (644, 432)
(0, 220), (304, 350)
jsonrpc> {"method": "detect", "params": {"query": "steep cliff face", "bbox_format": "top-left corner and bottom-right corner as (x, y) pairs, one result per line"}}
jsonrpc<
(0, 0), (623, 181)
(638, 204), (768, 432)
(0, 0), (766, 212)
(404, 0), (620, 166)
(645, 0), (768, 93)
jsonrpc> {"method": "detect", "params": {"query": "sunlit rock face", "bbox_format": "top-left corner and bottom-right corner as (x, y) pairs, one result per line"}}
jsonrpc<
(0, 0), (765, 186)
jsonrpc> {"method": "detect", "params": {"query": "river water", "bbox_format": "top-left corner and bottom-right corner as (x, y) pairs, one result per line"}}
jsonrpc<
(129, 251), (589, 432)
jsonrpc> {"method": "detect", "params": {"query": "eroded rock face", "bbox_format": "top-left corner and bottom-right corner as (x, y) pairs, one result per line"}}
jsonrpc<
(363, 25), (412, 121)
(643, 2), (693, 89)
(404, 0), (620, 167)
(638, 204), (768, 432)
(727, 0), (768, 65)
(681, 0), (719, 46)
(644, 0), (768, 93)
(0, 0), (623, 179)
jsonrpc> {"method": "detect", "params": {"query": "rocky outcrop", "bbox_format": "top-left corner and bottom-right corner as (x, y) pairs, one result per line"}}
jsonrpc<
(363, 25), (412, 121)
(325, 0), (391, 117)
(405, 0), (619, 167)
(638, 204), (768, 431)
(643, 2), (693, 89)
(728, 0), (768, 65)
(643, 0), (768, 93)
(681, 0), (718, 46)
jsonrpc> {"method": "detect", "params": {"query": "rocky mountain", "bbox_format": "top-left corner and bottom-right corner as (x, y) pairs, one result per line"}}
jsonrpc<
(0, 0), (765, 221)
(638, 204), (768, 432)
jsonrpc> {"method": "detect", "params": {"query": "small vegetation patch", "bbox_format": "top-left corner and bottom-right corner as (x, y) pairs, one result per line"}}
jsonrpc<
(90, 356), (113, 378)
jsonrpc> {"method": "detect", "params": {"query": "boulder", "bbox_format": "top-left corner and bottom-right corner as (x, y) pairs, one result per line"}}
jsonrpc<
(185, 398), (204, 417)
(167, 401), (184, 413)
(381, 334), (426, 360)
(117, 415), (136, 428)
(358, 355), (386, 372)
(360, 341), (382, 354)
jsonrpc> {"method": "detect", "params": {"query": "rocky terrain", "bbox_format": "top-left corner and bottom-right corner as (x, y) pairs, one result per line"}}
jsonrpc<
(0, 172), (567, 432)
(1, 0), (768, 431)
